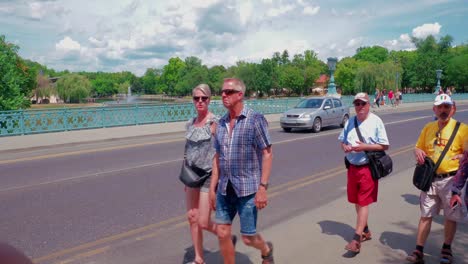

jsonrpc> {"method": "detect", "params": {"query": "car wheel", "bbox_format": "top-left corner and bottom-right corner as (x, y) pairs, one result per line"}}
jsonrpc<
(312, 117), (322, 133)
(340, 114), (349, 128)
(282, 127), (292, 132)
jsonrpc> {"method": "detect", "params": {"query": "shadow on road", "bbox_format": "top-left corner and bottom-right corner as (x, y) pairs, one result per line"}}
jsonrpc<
(317, 220), (354, 242)
(401, 194), (419, 205)
(182, 246), (254, 264)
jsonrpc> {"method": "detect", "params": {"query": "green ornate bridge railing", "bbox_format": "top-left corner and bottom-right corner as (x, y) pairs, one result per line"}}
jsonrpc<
(1, 93), (467, 137)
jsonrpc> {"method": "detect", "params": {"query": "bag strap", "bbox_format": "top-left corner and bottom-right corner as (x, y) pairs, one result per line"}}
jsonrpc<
(353, 116), (370, 155)
(433, 121), (461, 171)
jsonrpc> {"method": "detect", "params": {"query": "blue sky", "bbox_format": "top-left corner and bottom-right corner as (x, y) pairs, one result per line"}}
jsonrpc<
(1, 0), (467, 76)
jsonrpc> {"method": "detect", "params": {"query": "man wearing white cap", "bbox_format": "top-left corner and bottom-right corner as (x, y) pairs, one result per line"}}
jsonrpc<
(407, 94), (467, 264)
(338, 92), (389, 253)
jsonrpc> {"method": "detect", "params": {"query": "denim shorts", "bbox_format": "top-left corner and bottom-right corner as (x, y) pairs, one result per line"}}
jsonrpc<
(215, 183), (258, 236)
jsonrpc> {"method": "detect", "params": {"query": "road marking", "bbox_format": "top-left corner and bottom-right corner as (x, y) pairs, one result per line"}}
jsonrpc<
(56, 246), (109, 264)
(0, 114), (430, 165)
(36, 144), (415, 264)
(33, 215), (186, 263)
(0, 158), (182, 193)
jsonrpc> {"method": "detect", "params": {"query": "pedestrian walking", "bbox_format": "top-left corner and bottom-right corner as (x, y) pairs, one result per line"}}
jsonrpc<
(395, 89), (401, 107)
(338, 92), (390, 254)
(373, 88), (381, 108)
(450, 140), (468, 212)
(182, 84), (219, 264)
(209, 78), (274, 264)
(388, 89), (394, 107)
(406, 94), (467, 264)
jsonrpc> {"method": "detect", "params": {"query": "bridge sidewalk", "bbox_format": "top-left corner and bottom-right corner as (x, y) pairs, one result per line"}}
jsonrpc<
(235, 167), (468, 264)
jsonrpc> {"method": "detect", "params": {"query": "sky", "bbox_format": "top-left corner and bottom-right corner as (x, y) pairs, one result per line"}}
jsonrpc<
(1, 0), (467, 76)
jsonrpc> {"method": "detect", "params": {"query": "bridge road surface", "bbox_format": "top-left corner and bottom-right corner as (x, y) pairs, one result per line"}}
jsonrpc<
(0, 105), (467, 264)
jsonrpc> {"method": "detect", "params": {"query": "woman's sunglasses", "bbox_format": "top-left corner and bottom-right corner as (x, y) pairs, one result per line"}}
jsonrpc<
(193, 96), (209, 102)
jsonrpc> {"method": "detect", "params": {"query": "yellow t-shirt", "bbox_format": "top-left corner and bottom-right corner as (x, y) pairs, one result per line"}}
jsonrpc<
(416, 118), (467, 174)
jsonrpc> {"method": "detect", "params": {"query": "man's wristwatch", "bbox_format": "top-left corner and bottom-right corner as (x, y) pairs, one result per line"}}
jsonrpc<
(259, 182), (269, 190)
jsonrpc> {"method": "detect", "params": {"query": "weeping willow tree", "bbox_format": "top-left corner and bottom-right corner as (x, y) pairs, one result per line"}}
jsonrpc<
(56, 74), (91, 103)
(354, 61), (402, 94)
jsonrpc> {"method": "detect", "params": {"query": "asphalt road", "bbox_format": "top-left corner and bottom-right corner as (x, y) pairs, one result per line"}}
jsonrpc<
(0, 106), (467, 264)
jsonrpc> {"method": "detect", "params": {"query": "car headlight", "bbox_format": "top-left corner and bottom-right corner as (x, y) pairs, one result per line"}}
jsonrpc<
(302, 114), (311, 118)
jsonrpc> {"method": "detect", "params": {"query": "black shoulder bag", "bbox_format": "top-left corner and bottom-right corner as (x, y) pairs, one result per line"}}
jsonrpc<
(354, 117), (393, 180)
(412, 121), (460, 192)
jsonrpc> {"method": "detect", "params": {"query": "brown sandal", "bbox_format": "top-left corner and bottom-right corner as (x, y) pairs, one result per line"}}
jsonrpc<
(361, 231), (372, 242)
(440, 248), (453, 264)
(345, 239), (360, 253)
(406, 250), (424, 264)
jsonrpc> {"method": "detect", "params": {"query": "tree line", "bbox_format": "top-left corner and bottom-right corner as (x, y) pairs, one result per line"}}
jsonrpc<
(1, 34), (467, 110)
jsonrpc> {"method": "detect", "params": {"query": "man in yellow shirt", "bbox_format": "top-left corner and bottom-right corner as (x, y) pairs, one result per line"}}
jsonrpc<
(407, 94), (467, 264)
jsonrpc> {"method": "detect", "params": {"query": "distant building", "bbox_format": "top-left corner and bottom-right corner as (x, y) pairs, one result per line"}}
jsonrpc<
(31, 76), (61, 104)
(311, 74), (329, 95)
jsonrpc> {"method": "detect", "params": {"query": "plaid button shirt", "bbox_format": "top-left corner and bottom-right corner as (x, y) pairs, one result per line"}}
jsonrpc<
(214, 106), (272, 197)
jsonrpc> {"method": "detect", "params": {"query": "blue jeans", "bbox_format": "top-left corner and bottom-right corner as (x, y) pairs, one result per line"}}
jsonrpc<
(215, 183), (258, 235)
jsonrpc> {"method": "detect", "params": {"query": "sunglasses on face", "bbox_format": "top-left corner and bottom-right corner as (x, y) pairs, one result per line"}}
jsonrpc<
(193, 96), (209, 102)
(221, 89), (240, 95)
(436, 104), (451, 109)
(435, 131), (441, 145)
(354, 102), (367, 107)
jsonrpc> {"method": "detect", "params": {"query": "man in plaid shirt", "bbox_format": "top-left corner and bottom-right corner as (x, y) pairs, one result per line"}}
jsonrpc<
(210, 78), (274, 264)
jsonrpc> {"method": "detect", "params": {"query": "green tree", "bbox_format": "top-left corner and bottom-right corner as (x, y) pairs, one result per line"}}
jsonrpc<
(354, 46), (389, 64)
(279, 65), (304, 96)
(207, 65), (226, 95)
(91, 77), (117, 97)
(446, 54), (468, 92)
(409, 35), (453, 91)
(0, 35), (35, 110)
(56, 74), (91, 103)
(160, 57), (186, 95)
(335, 57), (362, 94)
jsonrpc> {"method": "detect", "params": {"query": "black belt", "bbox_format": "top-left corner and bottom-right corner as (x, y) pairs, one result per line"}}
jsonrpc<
(434, 171), (457, 179)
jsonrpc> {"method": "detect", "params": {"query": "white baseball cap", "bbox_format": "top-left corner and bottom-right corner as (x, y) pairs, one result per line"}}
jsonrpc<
(434, 94), (453, 106)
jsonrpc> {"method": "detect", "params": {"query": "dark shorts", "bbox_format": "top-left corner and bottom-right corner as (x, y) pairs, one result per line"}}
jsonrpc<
(347, 165), (378, 206)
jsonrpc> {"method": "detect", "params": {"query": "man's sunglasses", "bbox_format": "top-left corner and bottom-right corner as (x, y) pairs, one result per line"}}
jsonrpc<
(221, 89), (240, 95)
(193, 96), (209, 102)
(354, 102), (367, 107)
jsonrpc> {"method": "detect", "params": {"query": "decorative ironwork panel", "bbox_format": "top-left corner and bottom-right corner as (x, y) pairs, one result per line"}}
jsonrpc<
(0, 111), (23, 136)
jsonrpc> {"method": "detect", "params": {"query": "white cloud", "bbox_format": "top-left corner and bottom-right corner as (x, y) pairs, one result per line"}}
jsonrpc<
(3, 0), (466, 75)
(29, 2), (46, 19)
(28, 1), (66, 20)
(412, 22), (441, 38)
(266, 4), (295, 17)
(56, 36), (81, 52)
(347, 37), (363, 48)
(303, 6), (320, 15)
(382, 33), (415, 51)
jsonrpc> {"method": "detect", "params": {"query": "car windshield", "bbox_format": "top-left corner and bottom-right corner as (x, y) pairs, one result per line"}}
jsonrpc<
(295, 99), (323, 108)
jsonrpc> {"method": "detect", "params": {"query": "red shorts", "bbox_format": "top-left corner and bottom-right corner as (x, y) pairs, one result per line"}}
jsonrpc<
(347, 165), (378, 206)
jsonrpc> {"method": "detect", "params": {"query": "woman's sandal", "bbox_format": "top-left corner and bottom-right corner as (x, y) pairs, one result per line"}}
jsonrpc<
(361, 231), (372, 242)
(344, 239), (360, 253)
(440, 248), (453, 264)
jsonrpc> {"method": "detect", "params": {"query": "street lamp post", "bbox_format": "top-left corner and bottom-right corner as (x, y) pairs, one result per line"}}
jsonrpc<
(327, 57), (338, 96)
(435, 69), (442, 94)
(396, 72), (399, 91)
